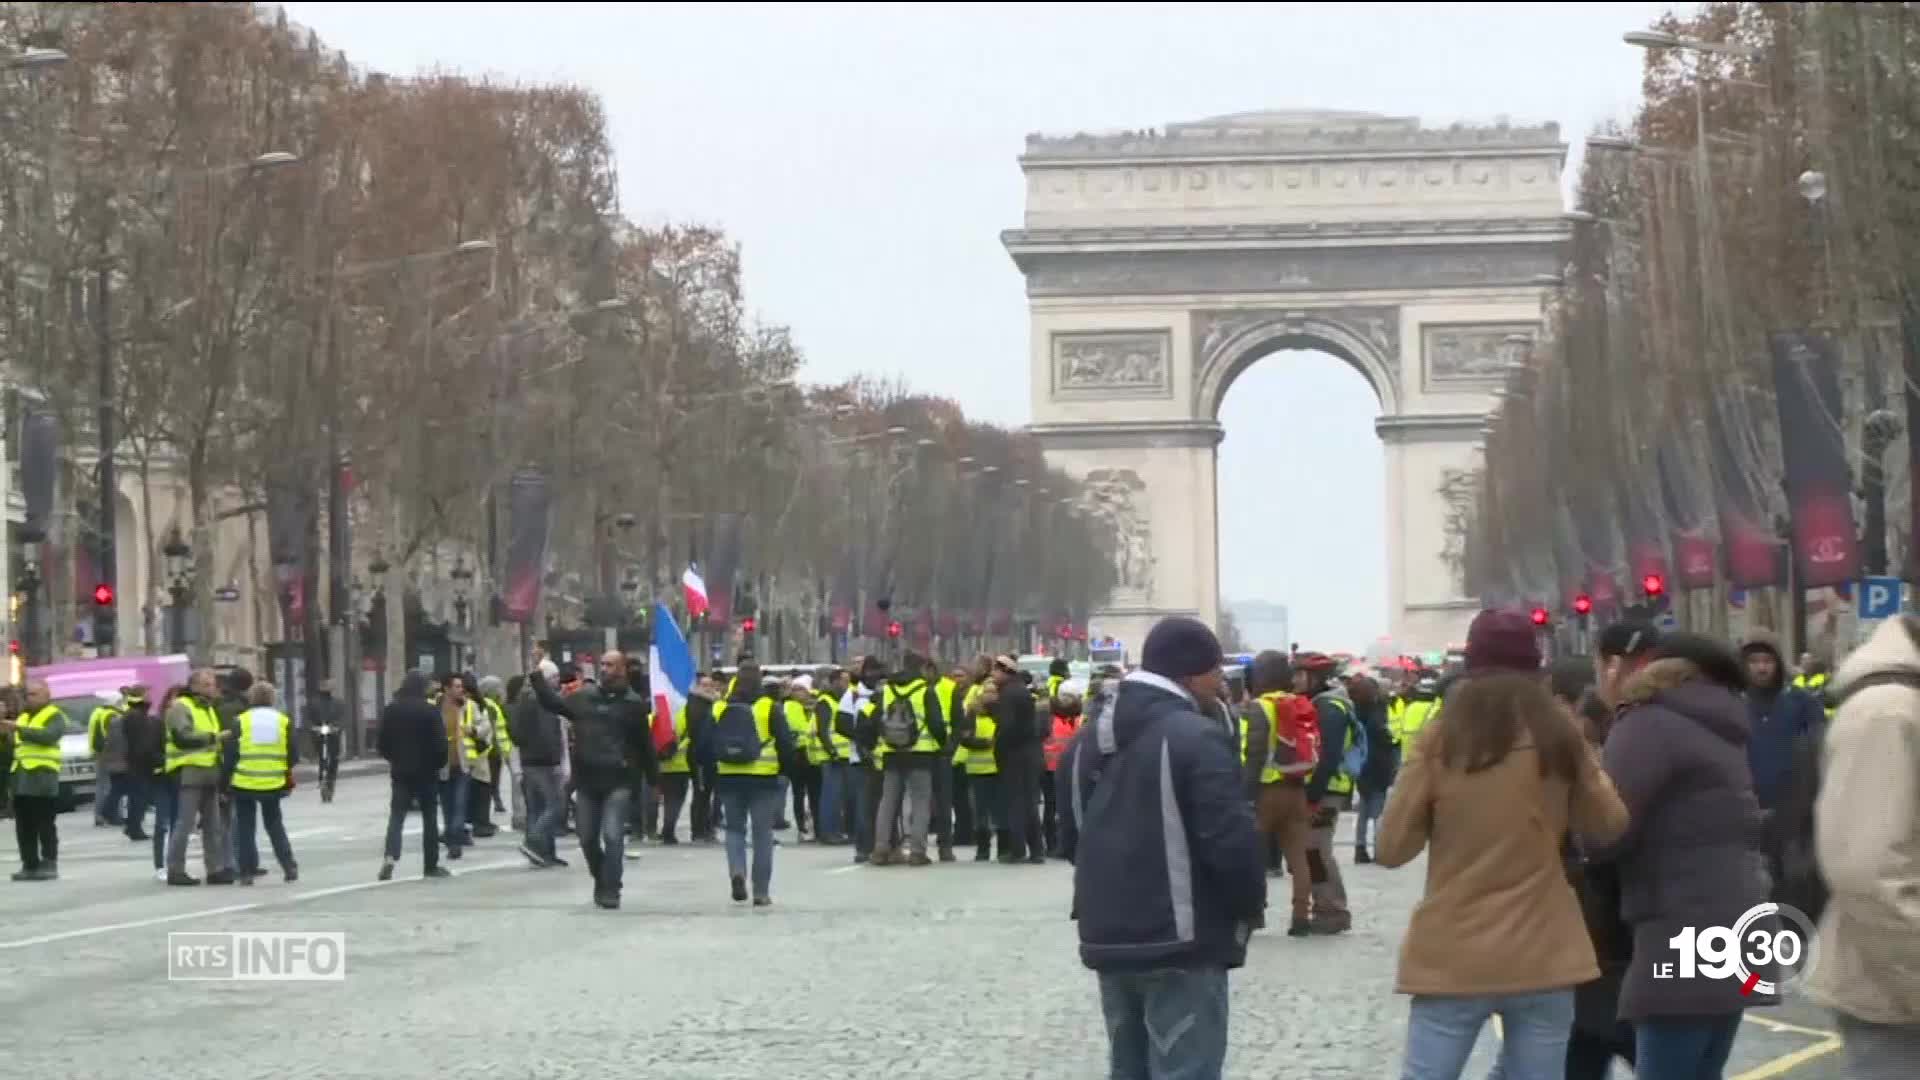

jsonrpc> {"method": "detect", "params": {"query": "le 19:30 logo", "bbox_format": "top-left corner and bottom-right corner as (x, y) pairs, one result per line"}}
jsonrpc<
(1658, 902), (1819, 996)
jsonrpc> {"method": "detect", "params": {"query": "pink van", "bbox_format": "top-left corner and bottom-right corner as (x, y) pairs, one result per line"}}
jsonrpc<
(25, 653), (193, 810)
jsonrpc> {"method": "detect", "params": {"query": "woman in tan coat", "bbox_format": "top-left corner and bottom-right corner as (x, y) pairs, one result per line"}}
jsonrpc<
(1377, 609), (1629, 1080)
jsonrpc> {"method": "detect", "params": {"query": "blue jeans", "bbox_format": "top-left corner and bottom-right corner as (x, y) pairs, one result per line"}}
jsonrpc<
(574, 784), (631, 893)
(718, 779), (781, 899)
(1402, 990), (1574, 1080)
(1355, 788), (1388, 851)
(1097, 967), (1230, 1080)
(522, 765), (565, 860)
(149, 777), (178, 870)
(819, 762), (848, 838)
(1634, 1015), (1741, 1080)
(233, 792), (296, 874)
(439, 772), (469, 849)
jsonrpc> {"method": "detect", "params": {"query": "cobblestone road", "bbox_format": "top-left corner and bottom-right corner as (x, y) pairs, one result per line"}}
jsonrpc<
(0, 774), (1846, 1079)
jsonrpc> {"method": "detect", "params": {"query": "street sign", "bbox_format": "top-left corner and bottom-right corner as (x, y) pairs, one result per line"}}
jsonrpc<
(1859, 576), (1903, 620)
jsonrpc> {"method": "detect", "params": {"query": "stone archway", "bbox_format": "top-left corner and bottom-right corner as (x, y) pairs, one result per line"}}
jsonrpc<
(1005, 109), (1567, 655)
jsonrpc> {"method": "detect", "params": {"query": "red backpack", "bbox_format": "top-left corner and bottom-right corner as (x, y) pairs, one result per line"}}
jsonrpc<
(1259, 691), (1321, 777)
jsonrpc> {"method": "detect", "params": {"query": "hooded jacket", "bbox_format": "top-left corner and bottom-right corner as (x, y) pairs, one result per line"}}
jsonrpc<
(1306, 680), (1354, 803)
(1599, 657), (1774, 1019)
(1739, 631), (1827, 811)
(378, 674), (451, 783)
(1807, 616), (1920, 1026)
(1057, 672), (1265, 973)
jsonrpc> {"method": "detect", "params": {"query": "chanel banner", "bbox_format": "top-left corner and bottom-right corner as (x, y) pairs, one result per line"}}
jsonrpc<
(1654, 426), (1718, 590)
(501, 470), (551, 622)
(19, 408), (56, 543)
(1769, 332), (1860, 588)
(1707, 392), (1785, 588)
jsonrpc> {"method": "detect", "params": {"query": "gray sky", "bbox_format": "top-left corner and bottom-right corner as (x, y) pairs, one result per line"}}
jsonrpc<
(284, 0), (1678, 651)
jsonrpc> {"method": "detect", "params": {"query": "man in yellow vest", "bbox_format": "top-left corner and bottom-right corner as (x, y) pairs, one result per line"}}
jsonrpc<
(844, 656), (886, 864)
(231, 681), (300, 884)
(957, 674), (1004, 861)
(1244, 652), (1316, 935)
(1294, 652), (1354, 935)
(870, 651), (948, 866)
(165, 668), (237, 886)
(712, 661), (797, 905)
(5, 679), (70, 880)
(809, 666), (853, 845)
(939, 663), (975, 856)
(89, 692), (126, 827)
(478, 676), (518, 829)
(784, 675), (823, 840)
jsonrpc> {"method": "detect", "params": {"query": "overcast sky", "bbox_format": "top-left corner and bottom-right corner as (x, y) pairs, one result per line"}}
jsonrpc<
(283, 0), (1679, 651)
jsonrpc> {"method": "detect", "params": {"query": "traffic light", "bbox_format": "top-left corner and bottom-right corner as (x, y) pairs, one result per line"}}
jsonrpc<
(741, 616), (757, 634)
(1641, 573), (1666, 598)
(886, 620), (903, 639)
(92, 583), (115, 652)
(1572, 594), (1594, 616)
(1529, 607), (1550, 627)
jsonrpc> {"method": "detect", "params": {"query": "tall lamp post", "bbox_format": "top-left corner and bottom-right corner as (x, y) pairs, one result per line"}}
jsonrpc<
(163, 528), (192, 653)
(450, 557), (474, 671)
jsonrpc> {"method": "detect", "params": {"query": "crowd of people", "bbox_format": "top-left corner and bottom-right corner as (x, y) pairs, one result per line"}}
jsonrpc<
(1063, 611), (1914, 1080)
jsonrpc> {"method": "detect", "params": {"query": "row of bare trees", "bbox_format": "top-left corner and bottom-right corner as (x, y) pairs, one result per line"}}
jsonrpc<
(1466, 3), (1920, 645)
(0, 2), (1116, 666)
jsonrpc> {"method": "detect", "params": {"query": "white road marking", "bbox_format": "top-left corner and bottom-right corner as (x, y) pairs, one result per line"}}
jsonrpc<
(0, 858), (524, 951)
(828, 863), (866, 875)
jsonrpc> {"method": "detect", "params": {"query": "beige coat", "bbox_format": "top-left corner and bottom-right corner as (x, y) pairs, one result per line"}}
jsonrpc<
(440, 698), (494, 785)
(1808, 617), (1920, 1025)
(1378, 717), (1629, 996)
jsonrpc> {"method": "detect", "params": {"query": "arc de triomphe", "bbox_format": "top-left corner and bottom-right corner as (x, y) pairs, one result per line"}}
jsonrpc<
(1003, 110), (1568, 655)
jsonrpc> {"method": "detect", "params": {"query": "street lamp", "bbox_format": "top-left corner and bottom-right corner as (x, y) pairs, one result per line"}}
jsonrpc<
(454, 239), (496, 255)
(249, 150), (301, 172)
(450, 558), (474, 631)
(1586, 134), (1636, 154)
(163, 528), (192, 653)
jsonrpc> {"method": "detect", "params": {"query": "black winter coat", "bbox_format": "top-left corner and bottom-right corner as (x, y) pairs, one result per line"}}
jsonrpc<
(508, 687), (565, 768)
(1599, 657), (1775, 1019)
(378, 677), (450, 783)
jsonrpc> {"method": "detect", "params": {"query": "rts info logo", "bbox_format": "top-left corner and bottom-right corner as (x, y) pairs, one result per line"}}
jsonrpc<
(1655, 902), (1817, 996)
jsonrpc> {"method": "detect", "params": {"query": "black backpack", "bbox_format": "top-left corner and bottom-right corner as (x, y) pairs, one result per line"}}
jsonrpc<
(879, 685), (923, 751)
(712, 701), (766, 766)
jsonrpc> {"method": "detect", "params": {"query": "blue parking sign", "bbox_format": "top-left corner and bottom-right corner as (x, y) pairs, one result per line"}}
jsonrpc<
(1859, 576), (1904, 620)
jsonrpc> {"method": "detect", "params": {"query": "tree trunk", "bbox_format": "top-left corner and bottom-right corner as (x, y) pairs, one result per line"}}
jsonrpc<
(385, 498), (407, 686)
(187, 451), (215, 666)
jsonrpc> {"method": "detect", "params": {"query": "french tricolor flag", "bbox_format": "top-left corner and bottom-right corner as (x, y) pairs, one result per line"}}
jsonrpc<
(682, 563), (709, 619)
(649, 602), (695, 755)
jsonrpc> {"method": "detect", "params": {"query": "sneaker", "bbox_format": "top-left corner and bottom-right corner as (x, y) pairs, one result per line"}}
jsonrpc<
(518, 843), (546, 868)
(377, 860), (395, 883)
(730, 875), (748, 903)
(205, 871), (236, 886)
(624, 849), (641, 860)
(446, 847), (462, 861)
(239, 873), (255, 886)
(153, 867), (169, 883)
(1288, 919), (1313, 938)
(424, 866), (452, 879)
(907, 852), (933, 867)
(247, 867), (271, 879)
(8, 867), (32, 882)
(659, 835), (680, 846)
(168, 872), (202, 887)
(1026, 854), (1046, 865)
(853, 853), (870, 864)
(1355, 848), (1373, 865)
(938, 848), (956, 863)
(126, 830), (150, 841)
(544, 854), (570, 869)
(283, 866), (298, 884)
(752, 896), (772, 907)
(1310, 916), (1352, 936)
(974, 850), (991, 862)
(593, 889), (620, 910)
(870, 851), (895, 867)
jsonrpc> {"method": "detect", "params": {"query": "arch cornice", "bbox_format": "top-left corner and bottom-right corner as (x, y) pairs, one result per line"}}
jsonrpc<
(1191, 306), (1401, 418)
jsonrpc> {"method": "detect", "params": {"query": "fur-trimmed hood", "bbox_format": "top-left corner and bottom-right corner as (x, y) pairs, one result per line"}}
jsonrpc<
(1620, 658), (1750, 747)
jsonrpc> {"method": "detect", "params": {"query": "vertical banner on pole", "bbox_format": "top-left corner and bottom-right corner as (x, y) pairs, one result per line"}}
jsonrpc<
(1770, 332), (1861, 588)
(19, 408), (57, 543)
(1706, 391), (1786, 587)
(502, 470), (552, 622)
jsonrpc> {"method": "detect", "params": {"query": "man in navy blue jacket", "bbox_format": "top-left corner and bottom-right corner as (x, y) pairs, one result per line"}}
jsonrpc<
(1058, 616), (1265, 1080)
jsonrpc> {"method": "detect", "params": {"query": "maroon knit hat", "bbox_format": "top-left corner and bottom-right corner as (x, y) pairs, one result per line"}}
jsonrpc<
(1465, 609), (1543, 674)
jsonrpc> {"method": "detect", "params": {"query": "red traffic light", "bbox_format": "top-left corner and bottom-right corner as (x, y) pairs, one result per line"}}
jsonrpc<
(1641, 574), (1666, 597)
(740, 616), (757, 633)
(92, 583), (114, 607)
(886, 620), (903, 638)
(1529, 607), (1550, 627)
(1572, 594), (1593, 616)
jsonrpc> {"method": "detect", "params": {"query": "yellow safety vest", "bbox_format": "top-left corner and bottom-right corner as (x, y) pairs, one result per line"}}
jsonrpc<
(487, 698), (513, 754)
(818, 692), (848, 760)
(231, 707), (292, 792)
(966, 712), (999, 776)
(1387, 699), (1407, 744)
(458, 700), (482, 762)
(716, 698), (782, 777)
(660, 707), (691, 774)
(165, 698), (222, 773)
(12, 704), (65, 773)
(1792, 673), (1836, 720)
(1236, 710), (1250, 766)
(89, 704), (121, 751)
(1325, 696), (1357, 796)
(783, 699), (814, 763)
(1046, 674), (1063, 702)
(881, 678), (941, 755)
(954, 684), (982, 770)
(1399, 699), (1436, 747)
